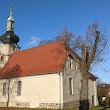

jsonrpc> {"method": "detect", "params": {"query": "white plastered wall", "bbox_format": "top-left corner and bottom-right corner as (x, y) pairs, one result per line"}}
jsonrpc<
(88, 79), (99, 106)
(0, 44), (19, 69)
(0, 44), (11, 67)
(0, 73), (60, 108)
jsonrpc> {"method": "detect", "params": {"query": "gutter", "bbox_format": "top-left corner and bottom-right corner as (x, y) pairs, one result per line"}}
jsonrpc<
(59, 72), (61, 109)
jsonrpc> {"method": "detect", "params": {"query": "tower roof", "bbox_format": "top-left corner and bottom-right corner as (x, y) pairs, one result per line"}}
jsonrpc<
(0, 6), (20, 44)
(7, 15), (14, 22)
(0, 31), (19, 44)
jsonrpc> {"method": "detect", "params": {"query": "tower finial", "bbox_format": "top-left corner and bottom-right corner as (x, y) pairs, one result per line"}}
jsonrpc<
(7, 5), (14, 31)
(10, 5), (13, 17)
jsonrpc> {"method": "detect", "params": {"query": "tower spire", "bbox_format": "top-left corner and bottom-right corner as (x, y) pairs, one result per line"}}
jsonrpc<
(10, 5), (13, 17)
(7, 5), (14, 31)
(0, 5), (19, 44)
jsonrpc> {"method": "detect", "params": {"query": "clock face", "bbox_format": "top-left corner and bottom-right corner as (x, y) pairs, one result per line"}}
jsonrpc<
(7, 35), (10, 38)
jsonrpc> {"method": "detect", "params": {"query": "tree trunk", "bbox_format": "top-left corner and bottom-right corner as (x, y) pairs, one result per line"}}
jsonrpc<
(79, 72), (89, 110)
(79, 44), (89, 110)
(7, 79), (10, 107)
(80, 73), (88, 100)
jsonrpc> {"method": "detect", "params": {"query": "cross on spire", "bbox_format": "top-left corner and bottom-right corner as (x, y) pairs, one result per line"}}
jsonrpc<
(10, 5), (13, 16)
(7, 5), (14, 31)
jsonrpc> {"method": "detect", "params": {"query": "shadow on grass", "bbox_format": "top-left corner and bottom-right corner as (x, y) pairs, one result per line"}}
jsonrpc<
(99, 106), (110, 110)
(100, 107), (107, 110)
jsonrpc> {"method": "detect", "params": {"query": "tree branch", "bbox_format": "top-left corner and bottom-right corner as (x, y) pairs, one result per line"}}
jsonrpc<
(88, 31), (100, 68)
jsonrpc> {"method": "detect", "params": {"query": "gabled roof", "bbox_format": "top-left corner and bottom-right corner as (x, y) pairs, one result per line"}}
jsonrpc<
(0, 41), (68, 78)
(0, 41), (96, 79)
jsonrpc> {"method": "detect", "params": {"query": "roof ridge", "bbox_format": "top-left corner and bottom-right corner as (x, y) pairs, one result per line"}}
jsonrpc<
(16, 41), (60, 54)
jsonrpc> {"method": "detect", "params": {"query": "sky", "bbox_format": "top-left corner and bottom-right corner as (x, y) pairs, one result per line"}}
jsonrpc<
(0, 0), (110, 83)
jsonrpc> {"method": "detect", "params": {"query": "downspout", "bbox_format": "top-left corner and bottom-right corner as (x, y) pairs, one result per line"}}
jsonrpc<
(59, 72), (61, 109)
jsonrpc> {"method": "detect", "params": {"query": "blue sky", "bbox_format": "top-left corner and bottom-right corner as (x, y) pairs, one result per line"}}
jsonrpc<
(0, 0), (110, 83)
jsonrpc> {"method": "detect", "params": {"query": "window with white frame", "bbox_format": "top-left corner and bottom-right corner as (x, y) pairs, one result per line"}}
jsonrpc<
(3, 82), (6, 96)
(73, 61), (77, 71)
(70, 58), (73, 70)
(75, 62), (78, 71)
(69, 78), (74, 95)
(17, 81), (22, 96)
(70, 56), (77, 71)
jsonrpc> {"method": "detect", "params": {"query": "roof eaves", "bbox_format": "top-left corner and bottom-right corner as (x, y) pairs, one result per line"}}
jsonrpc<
(0, 72), (58, 79)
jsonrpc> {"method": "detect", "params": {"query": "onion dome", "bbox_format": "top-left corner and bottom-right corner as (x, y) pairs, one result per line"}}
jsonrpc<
(0, 31), (19, 44)
(0, 6), (19, 44)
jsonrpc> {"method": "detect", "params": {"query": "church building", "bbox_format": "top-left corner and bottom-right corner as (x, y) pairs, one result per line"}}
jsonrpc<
(0, 7), (99, 109)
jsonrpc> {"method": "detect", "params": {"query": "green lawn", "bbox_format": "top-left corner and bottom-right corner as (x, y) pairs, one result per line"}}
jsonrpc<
(0, 107), (74, 110)
(0, 107), (110, 110)
(89, 106), (110, 110)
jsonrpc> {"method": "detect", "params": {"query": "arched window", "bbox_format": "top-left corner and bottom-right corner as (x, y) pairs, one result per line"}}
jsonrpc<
(69, 78), (74, 95)
(3, 82), (6, 96)
(17, 81), (22, 96)
(1, 56), (4, 62)
(11, 22), (13, 28)
(70, 58), (73, 70)
(13, 47), (16, 51)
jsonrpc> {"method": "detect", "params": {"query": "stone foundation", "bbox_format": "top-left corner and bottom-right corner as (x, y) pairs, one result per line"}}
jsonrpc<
(39, 103), (63, 109)
(0, 102), (30, 108)
(0, 102), (7, 107)
(0, 101), (79, 109)
(16, 102), (30, 108)
(63, 101), (79, 108)
(39, 101), (79, 109)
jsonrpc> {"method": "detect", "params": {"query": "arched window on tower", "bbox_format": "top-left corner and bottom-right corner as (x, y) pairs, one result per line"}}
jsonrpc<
(13, 46), (16, 51)
(1, 56), (4, 62)
(11, 23), (13, 28)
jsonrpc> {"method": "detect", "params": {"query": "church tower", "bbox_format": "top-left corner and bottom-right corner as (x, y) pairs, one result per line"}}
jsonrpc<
(0, 6), (20, 69)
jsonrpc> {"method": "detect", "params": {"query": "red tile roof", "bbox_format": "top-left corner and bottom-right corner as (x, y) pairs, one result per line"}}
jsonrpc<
(0, 41), (97, 79)
(0, 41), (68, 78)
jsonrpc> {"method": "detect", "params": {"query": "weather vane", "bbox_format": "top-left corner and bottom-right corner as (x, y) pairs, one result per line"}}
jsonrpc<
(10, 5), (13, 16)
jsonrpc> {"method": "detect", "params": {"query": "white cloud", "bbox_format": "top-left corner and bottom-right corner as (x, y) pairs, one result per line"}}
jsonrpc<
(27, 36), (41, 46)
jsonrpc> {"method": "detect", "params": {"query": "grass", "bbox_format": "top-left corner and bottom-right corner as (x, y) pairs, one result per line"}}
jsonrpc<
(0, 107), (85, 110)
(0, 107), (110, 110)
(89, 107), (104, 110)
(90, 106), (110, 110)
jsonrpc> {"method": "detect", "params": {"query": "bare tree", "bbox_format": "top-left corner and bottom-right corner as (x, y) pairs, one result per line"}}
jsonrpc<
(0, 64), (21, 107)
(96, 76), (103, 87)
(39, 22), (107, 110)
(79, 22), (107, 109)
